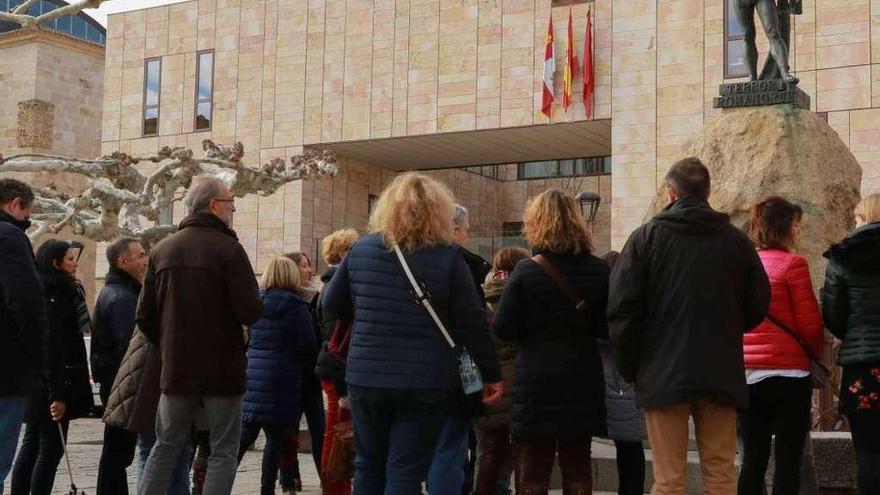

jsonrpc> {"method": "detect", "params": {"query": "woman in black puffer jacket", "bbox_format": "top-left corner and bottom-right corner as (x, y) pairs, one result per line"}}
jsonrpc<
(823, 193), (880, 495)
(493, 189), (608, 494)
(11, 240), (92, 495)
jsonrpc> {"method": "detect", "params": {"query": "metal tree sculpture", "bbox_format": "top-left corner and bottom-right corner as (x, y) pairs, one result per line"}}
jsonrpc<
(0, 141), (338, 245)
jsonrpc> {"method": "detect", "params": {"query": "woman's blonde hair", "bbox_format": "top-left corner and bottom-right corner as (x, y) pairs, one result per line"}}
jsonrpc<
(260, 256), (301, 291)
(522, 189), (593, 254)
(855, 193), (880, 224)
(321, 229), (359, 265)
(368, 172), (456, 251)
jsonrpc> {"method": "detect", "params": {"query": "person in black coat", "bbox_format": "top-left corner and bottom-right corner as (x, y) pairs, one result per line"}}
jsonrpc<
(0, 179), (47, 491)
(608, 158), (770, 495)
(12, 239), (93, 495)
(822, 193), (880, 495)
(322, 173), (502, 494)
(493, 189), (608, 494)
(92, 237), (147, 495)
(238, 256), (317, 495)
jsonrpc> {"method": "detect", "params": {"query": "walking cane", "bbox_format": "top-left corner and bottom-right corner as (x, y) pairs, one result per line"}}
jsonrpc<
(57, 423), (86, 495)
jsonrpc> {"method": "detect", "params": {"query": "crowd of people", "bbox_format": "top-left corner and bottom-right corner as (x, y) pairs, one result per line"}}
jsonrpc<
(0, 154), (878, 495)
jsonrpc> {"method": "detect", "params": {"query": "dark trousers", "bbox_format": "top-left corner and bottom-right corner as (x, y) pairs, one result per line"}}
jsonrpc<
(515, 438), (592, 494)
(96, 423), (138, 494)
(10, 416), (68, 495)
(738, 376), (812, 495)
(238, 421), (289, 495)
(848, 411), (880, 495)
(279, 373), (325, 490)
(349, 385), (452, 495)
(474, 426), (514, 495)
(613, 440), (645, 495)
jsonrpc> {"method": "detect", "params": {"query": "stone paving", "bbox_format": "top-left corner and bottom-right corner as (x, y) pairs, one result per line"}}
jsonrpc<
(4, 418), (322, 495)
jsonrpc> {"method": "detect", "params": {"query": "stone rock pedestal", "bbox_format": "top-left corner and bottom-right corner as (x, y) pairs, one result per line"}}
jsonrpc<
(648, 104), (862, 286)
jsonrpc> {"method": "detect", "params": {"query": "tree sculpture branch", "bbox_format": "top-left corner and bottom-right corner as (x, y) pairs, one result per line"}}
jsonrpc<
(0, 141), (338, 245)
(0, 0), (105, 29)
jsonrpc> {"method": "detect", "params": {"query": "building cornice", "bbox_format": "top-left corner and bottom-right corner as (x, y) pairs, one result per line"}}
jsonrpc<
(0, 28), (105, 58)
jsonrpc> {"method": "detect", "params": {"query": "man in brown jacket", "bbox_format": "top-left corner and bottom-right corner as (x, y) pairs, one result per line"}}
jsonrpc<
(138, 178), (262, 495)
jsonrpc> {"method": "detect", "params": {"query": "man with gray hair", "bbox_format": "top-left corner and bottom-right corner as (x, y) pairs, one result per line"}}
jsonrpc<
(138, 178), (262, 494)
(428, 204), (492, 495)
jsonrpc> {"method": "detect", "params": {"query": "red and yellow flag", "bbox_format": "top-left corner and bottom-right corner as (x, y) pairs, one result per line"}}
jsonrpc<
(541, 16), (555, 118)
(563, 9), (577, 112)
(583, 9), (594, 119)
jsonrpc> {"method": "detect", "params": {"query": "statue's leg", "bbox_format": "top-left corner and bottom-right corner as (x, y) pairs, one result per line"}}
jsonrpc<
(756, 0), (798, 83)
(735, 0), (759, 80)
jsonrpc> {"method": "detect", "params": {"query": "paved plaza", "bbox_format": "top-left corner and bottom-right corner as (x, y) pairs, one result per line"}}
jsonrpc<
(5, 418), (322, 495)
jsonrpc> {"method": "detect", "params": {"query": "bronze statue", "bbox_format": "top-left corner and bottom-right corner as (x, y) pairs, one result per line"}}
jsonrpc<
(734, 0), (802, 83)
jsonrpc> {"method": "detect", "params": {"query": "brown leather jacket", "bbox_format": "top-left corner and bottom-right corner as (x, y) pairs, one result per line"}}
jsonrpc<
(136, 212), (263, 396)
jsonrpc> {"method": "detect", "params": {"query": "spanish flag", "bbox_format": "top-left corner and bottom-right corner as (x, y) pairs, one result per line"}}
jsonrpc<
(563, 8), (576, 112)
(541, 16), (555, 118)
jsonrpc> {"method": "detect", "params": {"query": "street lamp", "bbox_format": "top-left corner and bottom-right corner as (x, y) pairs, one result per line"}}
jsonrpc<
(576, 191), (602, 224)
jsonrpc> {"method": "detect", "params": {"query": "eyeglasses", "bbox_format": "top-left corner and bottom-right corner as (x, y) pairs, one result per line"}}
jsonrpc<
(213, 198), (235, 204)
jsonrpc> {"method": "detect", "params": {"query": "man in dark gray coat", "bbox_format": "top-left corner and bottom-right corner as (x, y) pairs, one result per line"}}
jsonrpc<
(608, 158), (770, 494)
(0, 178), (46, 492)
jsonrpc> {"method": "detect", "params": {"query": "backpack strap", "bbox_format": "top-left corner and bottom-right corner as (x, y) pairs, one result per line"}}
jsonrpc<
(531, 254), (588, 313)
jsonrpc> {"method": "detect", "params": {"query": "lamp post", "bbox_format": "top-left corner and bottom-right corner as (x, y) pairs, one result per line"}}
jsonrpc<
(576, 191), (602, 224)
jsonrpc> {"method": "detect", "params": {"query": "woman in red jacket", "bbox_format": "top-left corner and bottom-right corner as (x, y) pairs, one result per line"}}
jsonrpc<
(739, 196), (824, 495)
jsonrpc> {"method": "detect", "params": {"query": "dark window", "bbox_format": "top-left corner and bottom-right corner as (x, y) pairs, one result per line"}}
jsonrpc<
(72, 16), (86, 38)
(517, 156), (611, 180)
(194, 51), (214, 131)
(463, 165), (500, 180)
(724, 0), (748, 79)
(157, 203), (173, 226)
(502, 222), (523, 237)
(143, 58), (161, 136)
(56, 15), (70, 33)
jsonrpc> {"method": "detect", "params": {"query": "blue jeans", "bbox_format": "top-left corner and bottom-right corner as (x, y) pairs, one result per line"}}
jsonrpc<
(428, 411), (472, 495)
(349, 385), (453, 495)
(138, 430), (192, 495)
(0, 397), (26, 494)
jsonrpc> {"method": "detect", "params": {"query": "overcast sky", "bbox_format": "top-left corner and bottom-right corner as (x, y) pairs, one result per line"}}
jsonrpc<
(84, 0), (189, 27)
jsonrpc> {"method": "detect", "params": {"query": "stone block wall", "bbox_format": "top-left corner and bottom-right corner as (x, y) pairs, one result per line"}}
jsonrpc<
(611, 0), (880, 249)
(0, 30), (105, 306)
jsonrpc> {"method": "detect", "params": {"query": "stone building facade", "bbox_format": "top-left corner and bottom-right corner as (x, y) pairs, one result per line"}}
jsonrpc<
(98, 0), (613, 278)
(97, 0), (880, 277)
(0, 26), (105, 302)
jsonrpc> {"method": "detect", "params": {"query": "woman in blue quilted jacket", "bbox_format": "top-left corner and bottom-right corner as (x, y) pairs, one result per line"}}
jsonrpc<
(237, 256), (317, 495)
(323, 172), (503, 495)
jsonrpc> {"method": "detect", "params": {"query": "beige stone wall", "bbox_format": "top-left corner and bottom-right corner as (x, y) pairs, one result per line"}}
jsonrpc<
(0, 30), (105, 306)
(100, 0), (615, 273)
(611, 0), (880, 249)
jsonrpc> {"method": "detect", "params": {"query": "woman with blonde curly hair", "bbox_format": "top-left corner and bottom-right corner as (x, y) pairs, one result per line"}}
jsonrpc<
(322, 173), (502, 494)
(493, 188), (609, 494)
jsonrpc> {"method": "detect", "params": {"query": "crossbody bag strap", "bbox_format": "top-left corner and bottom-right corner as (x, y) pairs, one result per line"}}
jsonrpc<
(392, 244), (457, 350)
(532, 254), (588, 313)
(766, 315), (818, 362)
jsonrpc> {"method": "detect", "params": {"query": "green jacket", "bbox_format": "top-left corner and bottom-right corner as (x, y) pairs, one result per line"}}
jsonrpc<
(822, 222), (880, 366)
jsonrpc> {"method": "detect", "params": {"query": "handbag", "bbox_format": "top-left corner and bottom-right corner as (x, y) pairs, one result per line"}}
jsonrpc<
(321, 420), (355, 483)
(766, 315), (831, 389)
(392, 244), (485, 416)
